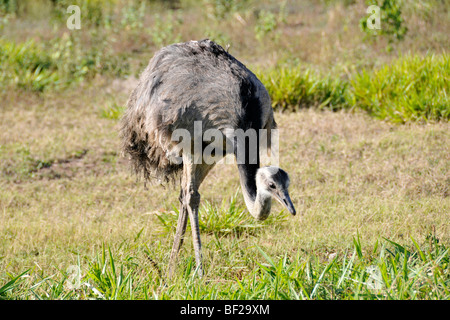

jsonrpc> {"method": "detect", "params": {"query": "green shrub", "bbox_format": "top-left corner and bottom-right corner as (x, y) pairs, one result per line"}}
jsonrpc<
(0, 39), (60, 92)
(348, 54), (449, 123)
(0, 34), (129, 92)
(257, 54), (448, 123)
(257, 66), (348, 111)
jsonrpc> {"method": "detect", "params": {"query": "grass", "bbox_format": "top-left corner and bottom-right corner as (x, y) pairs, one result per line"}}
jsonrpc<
(3, 35), (447, 122)
(4, 36), (447, 121)
(244, 236), (449, 300)
(100, 102), (126, 120)
(0, 34), (130, 92)
(0, 0), (449, 300)
(257, 53), (449, 122)
(1, 102), (449, 299)
(256, 66), (348, 111)
(156, 193), (289, 237)
(348, 53), (450, 123)
(1, 232), (448, 299)
(0, 38), (59, 92)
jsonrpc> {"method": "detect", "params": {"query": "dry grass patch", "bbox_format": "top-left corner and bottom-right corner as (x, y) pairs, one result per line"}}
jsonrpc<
(1, 90), (448, 298)
(1, 91), (448, 278)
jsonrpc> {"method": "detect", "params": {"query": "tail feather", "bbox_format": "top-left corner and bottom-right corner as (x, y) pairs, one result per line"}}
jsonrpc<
(120, 103), (182, 185)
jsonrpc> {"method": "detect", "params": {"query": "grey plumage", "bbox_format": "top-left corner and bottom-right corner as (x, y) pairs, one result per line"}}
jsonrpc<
(120, 39), (274, 183)
(120, 39), (295, 278)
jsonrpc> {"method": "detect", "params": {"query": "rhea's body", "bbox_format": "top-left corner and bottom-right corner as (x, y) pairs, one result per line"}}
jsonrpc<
(120, 40), (295, 278)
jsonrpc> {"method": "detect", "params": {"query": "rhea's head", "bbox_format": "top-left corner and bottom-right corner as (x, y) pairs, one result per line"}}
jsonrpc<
(256, 166), (296, 216)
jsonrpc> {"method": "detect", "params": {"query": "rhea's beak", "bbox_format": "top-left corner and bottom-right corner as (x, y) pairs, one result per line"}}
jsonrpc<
(276, 190), (296, 216)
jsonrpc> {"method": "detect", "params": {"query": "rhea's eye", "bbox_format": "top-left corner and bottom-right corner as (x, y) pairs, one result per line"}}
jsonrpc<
(269, 183), (276, 189)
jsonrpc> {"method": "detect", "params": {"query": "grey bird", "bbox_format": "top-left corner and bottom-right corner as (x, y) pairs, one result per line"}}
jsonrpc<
(120, 39), (296, 278)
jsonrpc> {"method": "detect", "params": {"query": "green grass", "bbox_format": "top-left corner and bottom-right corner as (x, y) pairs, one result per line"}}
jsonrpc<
(4, 38), (447, 122)
(156, 193), (288, 237)
(0, 39), (59, 92)
(1, 231), (448, 300)
(0, 35), (129, 92)
(256, 66), (348, 111)
(100, 102), (126, 120)
(348, 53), (450, 123)
(242, 236), (449, 300)
(256, 53), (449, 122)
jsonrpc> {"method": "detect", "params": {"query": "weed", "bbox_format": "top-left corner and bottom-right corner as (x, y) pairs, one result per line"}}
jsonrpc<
(120, 0), (146, 31)
(257, 53), (449, 123)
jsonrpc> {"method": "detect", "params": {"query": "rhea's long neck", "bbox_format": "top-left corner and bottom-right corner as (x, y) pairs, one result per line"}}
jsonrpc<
(237, 163), (272, 221)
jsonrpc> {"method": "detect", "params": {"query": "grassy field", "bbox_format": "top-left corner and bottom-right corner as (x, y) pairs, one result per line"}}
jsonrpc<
(0, 0), (449, 300)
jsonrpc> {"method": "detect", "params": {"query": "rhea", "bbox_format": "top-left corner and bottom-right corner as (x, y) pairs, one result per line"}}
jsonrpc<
(120, 40), (296, 278)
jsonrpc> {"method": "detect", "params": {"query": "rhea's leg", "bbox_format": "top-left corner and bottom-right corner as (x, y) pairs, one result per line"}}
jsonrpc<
(185, 189), (202, 276)
(168, 190), (189, 279)
(184, 162), (214, 278)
